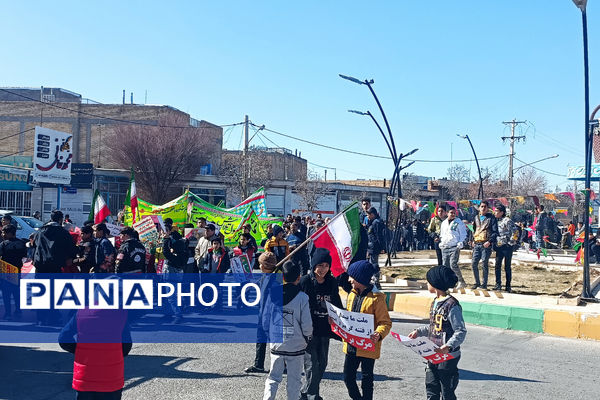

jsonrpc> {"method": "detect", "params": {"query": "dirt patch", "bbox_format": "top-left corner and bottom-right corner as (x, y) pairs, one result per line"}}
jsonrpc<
(380, 262), (600, 297)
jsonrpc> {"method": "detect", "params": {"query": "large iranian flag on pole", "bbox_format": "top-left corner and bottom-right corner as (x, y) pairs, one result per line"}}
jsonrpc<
(89, 190), (111, 224)
(310, 202), (361, 277)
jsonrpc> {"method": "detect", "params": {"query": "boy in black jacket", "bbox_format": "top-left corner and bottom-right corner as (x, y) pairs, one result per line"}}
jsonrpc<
(299, 248), (343, 400)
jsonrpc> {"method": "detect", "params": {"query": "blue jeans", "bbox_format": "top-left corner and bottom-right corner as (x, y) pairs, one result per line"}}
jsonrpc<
(471, 243), (491, 287)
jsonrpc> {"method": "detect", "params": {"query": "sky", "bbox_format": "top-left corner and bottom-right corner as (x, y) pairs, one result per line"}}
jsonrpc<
(1, 1), (596, 191)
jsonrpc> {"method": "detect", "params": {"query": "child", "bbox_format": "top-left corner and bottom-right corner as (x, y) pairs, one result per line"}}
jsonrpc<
(245, 251), (278, 374)
(408, 265), (467, 400)
(203, 236), (230, 273)
(264, 225), (289, 264)
(342, 260), (391, 400)
(59, 308), (132, 400)
(263, 261), (313, 400)
(233, 233), (255, 263)
(299, 248), (343, 400)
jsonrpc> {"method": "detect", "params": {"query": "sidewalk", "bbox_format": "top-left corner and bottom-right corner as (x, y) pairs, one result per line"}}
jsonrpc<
(347, 251), (600, 341)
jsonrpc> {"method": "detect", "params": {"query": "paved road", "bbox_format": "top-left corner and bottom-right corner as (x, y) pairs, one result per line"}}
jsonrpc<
(1, 312), (599, 400)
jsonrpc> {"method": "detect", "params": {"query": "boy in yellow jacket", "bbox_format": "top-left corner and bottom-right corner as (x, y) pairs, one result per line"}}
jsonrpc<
(342, 260), (392, 400)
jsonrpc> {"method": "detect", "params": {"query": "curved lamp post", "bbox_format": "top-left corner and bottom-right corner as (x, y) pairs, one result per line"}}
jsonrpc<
(457, 134), (484, 200)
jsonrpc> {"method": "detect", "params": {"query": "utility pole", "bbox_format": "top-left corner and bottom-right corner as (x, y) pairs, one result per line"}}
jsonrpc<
(242, 115), (249, 198)
(502, 119), (527, 193)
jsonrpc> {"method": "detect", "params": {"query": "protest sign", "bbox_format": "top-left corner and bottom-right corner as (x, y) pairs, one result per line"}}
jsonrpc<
(105, 223), (123, 237)
(326, 301), (375, 351)
(133, 216), (161, 251)
(0, 260), (19, 284)
(230, 254), (253, 281)
(389, 331), (455, 365)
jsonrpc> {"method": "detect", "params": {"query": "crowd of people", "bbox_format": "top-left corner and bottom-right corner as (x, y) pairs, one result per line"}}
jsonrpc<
(2, 198), (587, 399)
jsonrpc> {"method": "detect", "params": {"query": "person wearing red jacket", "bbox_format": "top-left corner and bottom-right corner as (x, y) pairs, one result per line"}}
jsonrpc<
(59, 308), (132, 400)
(203, 236), (230, 273)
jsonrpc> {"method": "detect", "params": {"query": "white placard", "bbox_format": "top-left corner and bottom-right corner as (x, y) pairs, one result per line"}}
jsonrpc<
(389, 331), (455, 365)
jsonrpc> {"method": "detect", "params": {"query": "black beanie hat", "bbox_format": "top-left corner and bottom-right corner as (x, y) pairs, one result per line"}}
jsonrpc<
(272, 224), (284, 236)
(310, 248), (332, 270)
(426, 266), (458, 291)
(347, 260), (376, 286)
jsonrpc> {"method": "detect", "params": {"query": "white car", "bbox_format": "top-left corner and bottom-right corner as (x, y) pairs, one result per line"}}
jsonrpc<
(0, 211), (44, 241)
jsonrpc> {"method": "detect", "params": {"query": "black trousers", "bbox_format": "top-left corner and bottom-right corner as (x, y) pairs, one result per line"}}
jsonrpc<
(425, 356), (460, 400)
(434, 242), (443, 266)
(494, 245), (513, 287)
(254, 342), (266, 369)
(76, 389), (122, 400)
(343, 353), (375, 400)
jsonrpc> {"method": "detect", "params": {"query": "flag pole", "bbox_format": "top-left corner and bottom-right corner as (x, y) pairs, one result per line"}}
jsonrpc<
(274, 202), (359, 268)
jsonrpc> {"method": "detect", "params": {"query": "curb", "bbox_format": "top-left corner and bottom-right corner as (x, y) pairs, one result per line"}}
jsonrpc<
(384, 292), (600, 341)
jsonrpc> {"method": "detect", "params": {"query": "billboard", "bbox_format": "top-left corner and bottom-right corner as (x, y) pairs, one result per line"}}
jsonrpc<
(33, 126), (73, 185)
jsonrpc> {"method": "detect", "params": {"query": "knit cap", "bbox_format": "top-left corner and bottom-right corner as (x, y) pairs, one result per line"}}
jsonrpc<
(310, 248), (332, 270)
(347, 260), (376, 286)
(426, 265), (458, 291)
(258, 252), (277, 272)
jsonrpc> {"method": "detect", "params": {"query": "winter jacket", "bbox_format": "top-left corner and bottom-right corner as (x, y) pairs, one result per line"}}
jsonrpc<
(366, 217), (386, 255)
(299, 271), (343, 337)
(59, 309), (131, 393)
(427, 216), (444, 239)
(94, 237), (116, 272)
(0, 238), (27, 270)
(534, 211), (550, 235)
(33, 222), (77, 273)
(73, 241), (96, 274)
(162, 231), (188, 269)
(203, 248), (230, 273)
(342, 286), (391, 359)
(116, 238), (146, 273)
(473, 212), (498, 244)
(439, 218), (468, 249)
(194, 236), (210, 267)
(496, 216), (518, 248)
(415, 295), (467, 359)
(264, 283), (313, 356)
(264, 237), (289, 263)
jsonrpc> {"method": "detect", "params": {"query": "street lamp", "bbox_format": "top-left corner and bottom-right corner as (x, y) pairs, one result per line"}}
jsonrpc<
(342, 74), (418, 267)
(572, 0), (594, 299)
(457, 134), (484, 199)
(512, 154), (559, 174)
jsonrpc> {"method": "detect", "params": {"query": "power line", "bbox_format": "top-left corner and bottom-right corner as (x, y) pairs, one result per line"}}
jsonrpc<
(514, 156), (564, 177)
(253, 122), (509, 163)
(0, 88), (244, 129)
(0, 127), (36, 142)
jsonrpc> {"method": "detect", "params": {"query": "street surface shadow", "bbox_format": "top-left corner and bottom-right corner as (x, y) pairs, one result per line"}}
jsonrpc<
(0, 345), (245, 400)
(323, 371), (403, 382)
(460, 369), (544, 383)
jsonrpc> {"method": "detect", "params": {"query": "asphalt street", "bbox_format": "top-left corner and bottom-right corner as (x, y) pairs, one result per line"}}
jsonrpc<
(1, 312), (599, 400)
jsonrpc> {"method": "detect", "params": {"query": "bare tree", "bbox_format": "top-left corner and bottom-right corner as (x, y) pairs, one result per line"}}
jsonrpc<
(445, 165), (472, 200)
(106, 113), (217, 204)
(512, 167), (547, 196)
(220, 149), (272, 205)
(294, 170), (331, 214)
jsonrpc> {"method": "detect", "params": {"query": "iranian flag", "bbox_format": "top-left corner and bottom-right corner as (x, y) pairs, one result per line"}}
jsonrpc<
(89, 190), (110, 224)
(124, 168), (138, 223)
(310, 203), (361, 277)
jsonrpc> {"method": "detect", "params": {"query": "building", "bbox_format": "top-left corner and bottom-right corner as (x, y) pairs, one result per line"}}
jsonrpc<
(0, 87), (223, 224)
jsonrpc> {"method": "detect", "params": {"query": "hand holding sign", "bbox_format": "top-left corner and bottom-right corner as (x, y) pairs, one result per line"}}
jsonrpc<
(326, 301), (376, 352)
(389, 331), (454, 365)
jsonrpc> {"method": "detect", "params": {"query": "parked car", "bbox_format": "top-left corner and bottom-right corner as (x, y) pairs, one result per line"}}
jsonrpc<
(0, 210), (43, 241)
